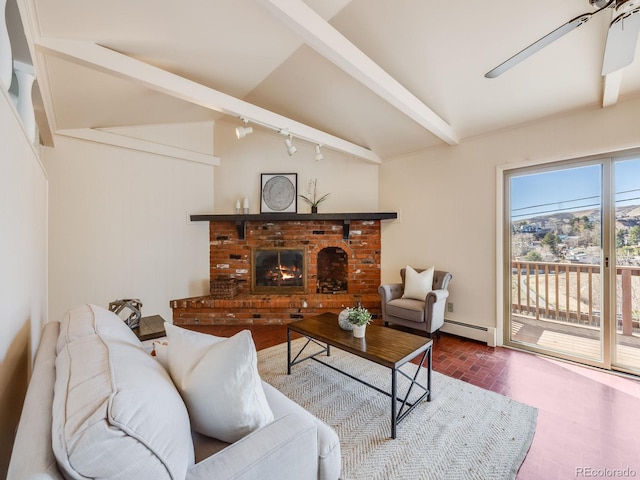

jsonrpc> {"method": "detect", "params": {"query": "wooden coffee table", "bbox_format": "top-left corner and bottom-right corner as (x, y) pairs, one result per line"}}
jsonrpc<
(287, 312), (432, 439)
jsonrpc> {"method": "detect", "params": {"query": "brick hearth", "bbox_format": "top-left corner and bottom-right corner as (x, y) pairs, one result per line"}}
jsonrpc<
(171, 215), (391, 325)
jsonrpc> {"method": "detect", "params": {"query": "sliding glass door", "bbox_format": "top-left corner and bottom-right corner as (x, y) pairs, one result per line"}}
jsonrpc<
(504, 154), (640, 375)
(506, 162), (607, 366)
(613, 157), (640, 373)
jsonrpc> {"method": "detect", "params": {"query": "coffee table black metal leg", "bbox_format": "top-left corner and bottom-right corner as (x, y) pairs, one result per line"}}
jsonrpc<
(391, 368), (397, 439)
(287, 328), (292, 375)
(427, 344), (432, 401)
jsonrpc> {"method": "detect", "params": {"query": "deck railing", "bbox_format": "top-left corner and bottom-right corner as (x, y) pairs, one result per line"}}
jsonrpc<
(511, 261), (640, 335)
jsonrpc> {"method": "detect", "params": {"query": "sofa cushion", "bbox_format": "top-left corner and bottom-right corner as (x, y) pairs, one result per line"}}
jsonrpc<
(165, 324), (274, 443)
(387, 298), (426, 323)
(56, 303), (140, 354)
(52, 306), (194, 480)
(402, 265), (434, 300)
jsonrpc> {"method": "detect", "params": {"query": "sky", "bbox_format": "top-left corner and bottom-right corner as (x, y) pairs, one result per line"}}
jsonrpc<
(511, 157), (640, 220)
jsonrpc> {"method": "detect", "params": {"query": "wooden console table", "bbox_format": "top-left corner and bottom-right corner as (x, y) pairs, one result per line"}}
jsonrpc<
(133, 315), (166, 341)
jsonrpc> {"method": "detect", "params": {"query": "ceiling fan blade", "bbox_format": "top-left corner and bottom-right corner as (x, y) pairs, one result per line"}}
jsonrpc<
(485, 13), (593, 78)
(602, 9), (640, 75)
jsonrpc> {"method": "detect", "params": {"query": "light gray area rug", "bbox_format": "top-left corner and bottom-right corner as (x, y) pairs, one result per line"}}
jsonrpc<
(257, 339), (537, 480)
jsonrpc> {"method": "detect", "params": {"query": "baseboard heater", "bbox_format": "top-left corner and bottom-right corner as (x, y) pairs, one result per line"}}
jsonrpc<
(441, 319), (497, 347)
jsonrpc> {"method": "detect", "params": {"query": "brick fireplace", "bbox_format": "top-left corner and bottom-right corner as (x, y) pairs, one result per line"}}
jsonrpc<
(171, 212), (396, 326)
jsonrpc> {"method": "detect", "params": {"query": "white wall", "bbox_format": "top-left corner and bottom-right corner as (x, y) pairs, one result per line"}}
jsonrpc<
(43, 130), (214, 324)
(380, 95), (640, 335)
(0, 89), (48, 476)
(42, 120), (380, 325)
(213, 120), (379, 214)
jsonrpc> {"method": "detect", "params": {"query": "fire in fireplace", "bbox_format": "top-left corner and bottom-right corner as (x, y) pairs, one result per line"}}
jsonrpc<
(252, 248), (306, 294)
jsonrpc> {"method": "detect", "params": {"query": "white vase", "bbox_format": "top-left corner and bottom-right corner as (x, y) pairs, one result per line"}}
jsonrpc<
(0, 0), (12, 91)
(353, 324), (366, 338)
(338, 309), (353, 330)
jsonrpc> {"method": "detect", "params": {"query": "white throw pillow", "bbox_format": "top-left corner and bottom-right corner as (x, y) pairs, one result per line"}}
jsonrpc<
(153, 340), (169, 371)
(165, 324), (274, 443)
(402, 265), (435, 300)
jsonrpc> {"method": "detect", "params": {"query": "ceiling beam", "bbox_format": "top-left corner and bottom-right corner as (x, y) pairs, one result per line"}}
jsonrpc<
(257, 0), (459, 146)
(35, 38), (381, 164)
(57, 128), (221, 166)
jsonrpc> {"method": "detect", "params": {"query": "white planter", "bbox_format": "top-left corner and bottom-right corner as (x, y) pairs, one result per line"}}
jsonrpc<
(0, 0), (12, 91)
(352, 324), (366, 338)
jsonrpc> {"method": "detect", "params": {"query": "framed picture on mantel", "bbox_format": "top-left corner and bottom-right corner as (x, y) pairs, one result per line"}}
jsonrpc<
(260, 173), (297, 213)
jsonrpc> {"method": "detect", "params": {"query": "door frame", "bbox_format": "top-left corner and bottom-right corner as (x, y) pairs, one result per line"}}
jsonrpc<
(496, 155), (617, 370)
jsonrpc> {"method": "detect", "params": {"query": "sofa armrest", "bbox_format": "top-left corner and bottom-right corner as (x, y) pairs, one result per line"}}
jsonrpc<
(7, 322), (64, 480)
(426, 288), (449, 306)
(186, 413), (320, 480)
(425, 288), (450, 332)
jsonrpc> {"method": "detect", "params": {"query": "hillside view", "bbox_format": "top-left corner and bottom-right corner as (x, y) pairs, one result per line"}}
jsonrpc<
(512, 205), (640, 267)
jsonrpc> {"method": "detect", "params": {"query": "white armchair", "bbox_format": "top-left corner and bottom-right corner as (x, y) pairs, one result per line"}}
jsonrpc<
(378, 268), (453, 338)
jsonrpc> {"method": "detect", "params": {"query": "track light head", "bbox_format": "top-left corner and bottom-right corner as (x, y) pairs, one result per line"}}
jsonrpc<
(285, 135), (297, 156)
(235, 118), (253, 139)
(236, 125), (253, 139)
(314, 144), (324, 161)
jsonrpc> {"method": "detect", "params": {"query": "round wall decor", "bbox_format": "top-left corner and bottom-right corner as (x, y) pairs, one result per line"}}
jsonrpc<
(261, 173), (297, 213)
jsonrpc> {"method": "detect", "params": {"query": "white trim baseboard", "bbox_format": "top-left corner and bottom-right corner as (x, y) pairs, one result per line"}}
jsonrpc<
(441, 319), (497, 347)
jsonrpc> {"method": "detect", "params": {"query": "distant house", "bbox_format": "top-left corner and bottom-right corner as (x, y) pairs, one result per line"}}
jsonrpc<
(519, 224), (539, 233)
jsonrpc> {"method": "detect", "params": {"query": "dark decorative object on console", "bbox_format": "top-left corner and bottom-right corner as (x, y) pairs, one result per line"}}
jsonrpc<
(108, 298), (143, 329)
(210, 275), (239, 299)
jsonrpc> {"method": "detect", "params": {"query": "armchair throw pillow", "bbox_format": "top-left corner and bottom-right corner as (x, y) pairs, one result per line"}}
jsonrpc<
(165, 324), (274, 443)
(402, 265), (435, 300)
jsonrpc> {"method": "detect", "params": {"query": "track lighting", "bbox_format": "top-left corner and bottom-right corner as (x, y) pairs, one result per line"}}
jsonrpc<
(285, 135), (297, 156)
(236, 122), (319, 158)
(235, 117), (253, 139)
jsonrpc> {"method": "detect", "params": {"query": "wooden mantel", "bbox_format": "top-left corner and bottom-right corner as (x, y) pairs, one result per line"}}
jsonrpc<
(190, 212), (398, 240)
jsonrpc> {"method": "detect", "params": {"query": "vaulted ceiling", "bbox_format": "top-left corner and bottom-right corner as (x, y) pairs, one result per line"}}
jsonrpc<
(8, 0), (640, 163)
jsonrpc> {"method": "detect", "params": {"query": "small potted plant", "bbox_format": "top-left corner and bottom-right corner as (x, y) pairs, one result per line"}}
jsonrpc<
(299, 178), (330, 214)
(347, 306), (372, 338)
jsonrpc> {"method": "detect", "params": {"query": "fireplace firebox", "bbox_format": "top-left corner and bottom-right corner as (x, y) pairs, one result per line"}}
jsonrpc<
(317, 247), (348, 293)
(252, 248), (306, 294)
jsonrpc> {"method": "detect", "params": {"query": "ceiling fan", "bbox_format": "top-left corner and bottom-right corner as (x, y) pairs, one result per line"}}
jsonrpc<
(485, 0), (640, 78)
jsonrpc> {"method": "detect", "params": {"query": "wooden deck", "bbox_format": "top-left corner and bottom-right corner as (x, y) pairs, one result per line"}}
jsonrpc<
(511, 314), (640, 371)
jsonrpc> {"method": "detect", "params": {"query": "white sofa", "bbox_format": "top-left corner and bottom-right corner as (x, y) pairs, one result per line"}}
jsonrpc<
(8, 304), (341, 480)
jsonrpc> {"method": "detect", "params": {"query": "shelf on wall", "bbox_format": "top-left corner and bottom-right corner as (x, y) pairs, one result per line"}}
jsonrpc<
(190, 212), (398, 240)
